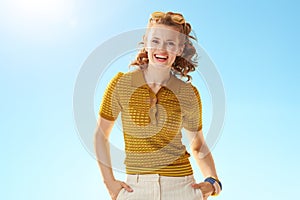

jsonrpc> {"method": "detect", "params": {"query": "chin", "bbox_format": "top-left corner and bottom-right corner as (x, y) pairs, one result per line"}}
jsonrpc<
(151, 63), (172, 69)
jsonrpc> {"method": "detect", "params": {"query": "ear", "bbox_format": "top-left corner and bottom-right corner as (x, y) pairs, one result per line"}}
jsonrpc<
(143, 35), (149, 52)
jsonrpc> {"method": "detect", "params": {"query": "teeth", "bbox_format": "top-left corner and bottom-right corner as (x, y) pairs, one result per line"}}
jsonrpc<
(155, 54), (168, 59)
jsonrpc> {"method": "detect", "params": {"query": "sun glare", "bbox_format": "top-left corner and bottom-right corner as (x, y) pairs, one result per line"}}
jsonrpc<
(2, 0), (76, 40)
(15, 0), (67, 22)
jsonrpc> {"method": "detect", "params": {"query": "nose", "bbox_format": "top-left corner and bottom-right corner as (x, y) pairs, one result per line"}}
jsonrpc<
(157, 42), (167, 51)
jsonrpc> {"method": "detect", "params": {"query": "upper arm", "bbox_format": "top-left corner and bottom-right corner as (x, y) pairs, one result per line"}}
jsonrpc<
(185, 129), (205, 151)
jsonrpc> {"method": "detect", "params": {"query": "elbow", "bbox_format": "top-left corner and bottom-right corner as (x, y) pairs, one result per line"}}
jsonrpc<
(191, 145), (211, 159)
(94, 128), (107, 143)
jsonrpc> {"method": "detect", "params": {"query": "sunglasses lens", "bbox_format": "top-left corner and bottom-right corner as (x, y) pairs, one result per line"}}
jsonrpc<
(152, 12), (165, 19)
(172, 15), (184, 24)
(151, 12), (185, 24)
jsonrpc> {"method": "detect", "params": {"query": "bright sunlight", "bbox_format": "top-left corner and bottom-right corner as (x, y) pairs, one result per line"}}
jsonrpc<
(2, 0), (76, 40)
(14, 0), (70, 22)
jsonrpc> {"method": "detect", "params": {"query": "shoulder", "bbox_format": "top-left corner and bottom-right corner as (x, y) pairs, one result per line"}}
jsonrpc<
(109, 72), (124, 83)
(109, 70), (136, 83)
(115, 70), (138, 82)
(174, 78), (201, 103)
(171, 75), (199, 94)
(109, 69), (142, 89)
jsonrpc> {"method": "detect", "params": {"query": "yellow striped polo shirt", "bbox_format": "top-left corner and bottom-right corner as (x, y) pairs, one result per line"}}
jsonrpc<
(99, 69), (202, 177)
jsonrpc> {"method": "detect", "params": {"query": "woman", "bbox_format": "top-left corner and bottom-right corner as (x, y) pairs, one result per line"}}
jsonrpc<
(94, 11), (222, 200)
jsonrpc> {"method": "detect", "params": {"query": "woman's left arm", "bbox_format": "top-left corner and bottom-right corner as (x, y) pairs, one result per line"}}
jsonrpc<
(186, 129), (220, 199)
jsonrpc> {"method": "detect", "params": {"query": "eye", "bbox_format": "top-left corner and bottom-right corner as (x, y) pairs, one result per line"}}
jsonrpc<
(151, 39), (159, 44)
(167, 41), (175, 46)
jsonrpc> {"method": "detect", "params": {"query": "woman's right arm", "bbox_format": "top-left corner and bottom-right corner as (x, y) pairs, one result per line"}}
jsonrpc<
(94, 116), (133, 199)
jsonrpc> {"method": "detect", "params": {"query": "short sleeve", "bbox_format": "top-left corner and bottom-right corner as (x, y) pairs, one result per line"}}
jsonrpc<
(182, 85), (202, 131)
(99, 72), (124, 121)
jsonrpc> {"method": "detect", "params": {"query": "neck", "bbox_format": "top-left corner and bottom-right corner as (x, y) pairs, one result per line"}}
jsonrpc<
(143, 65), (171, 85)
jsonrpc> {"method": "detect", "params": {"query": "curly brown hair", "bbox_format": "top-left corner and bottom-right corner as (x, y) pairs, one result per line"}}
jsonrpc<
(130, 11), (198, 81)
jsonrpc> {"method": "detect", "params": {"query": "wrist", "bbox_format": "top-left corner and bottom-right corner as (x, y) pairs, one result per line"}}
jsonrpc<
(204, 176), (222, 196)
(103, 178), (116, 186)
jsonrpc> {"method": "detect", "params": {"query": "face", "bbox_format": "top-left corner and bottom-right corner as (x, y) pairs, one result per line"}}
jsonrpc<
(144, 24), (184, 69)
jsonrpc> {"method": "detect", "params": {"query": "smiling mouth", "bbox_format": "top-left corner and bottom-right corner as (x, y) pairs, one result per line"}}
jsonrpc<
(154, 54), (168, 61)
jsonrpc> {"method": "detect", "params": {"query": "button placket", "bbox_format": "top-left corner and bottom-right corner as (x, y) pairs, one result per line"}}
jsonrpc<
(149, 90), (158, 125)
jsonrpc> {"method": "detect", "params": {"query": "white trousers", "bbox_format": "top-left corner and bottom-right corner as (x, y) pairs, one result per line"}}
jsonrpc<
(116, 174), (203, 200)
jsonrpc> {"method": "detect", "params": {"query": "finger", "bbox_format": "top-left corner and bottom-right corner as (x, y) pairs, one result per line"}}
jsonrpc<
(191, 183), (202, 189)
(120, 182), (133, 192)
(191, 182), (205, 189)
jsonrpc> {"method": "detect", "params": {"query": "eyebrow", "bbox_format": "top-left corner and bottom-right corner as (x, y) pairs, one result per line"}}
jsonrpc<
(151, 36), (176, 42)
(152, 37), (160, 40)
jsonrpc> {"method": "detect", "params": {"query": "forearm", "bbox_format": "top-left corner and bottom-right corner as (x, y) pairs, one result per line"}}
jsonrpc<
(192, 149), (218, 179)
(191, 147), (222, 197)
(94, 127), (115, 185)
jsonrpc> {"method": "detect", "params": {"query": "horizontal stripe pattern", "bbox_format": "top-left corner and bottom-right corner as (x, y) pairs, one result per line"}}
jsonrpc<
(99, 70), (202, 176)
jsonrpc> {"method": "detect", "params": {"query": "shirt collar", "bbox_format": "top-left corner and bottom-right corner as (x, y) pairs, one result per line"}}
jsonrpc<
(130, 69), (181, 93)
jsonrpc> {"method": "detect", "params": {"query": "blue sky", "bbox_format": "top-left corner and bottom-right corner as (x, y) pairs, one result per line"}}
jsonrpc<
(1, 0), (299, 199)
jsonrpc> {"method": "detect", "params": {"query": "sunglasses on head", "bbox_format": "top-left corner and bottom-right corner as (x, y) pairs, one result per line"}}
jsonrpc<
(150, 11), (185, 25)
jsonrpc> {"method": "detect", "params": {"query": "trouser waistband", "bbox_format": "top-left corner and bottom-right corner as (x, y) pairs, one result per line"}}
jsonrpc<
(126, 174), (195, 183)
